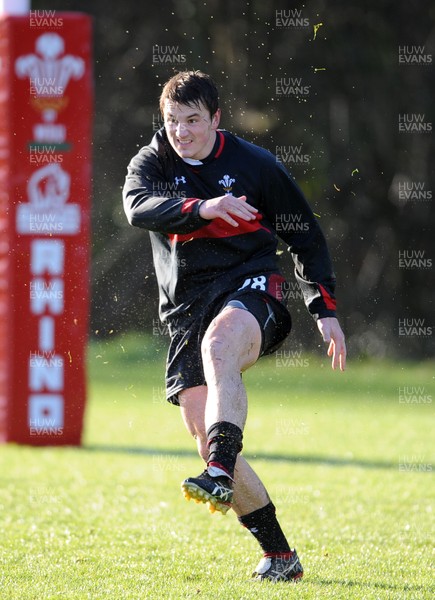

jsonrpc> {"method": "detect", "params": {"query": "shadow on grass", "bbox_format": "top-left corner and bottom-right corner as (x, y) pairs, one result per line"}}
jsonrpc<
(313, 577), (432, 595)
(83, 444), (403, 471)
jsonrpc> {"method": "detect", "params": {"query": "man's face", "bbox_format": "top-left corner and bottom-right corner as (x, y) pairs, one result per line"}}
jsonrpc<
(163, 99), (221, 161)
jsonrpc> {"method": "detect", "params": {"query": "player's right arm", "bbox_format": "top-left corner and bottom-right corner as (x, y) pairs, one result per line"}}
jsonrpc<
(123, 148), (208, 234)
(198, 194), (257, 226)
(123, 148), (257, 233)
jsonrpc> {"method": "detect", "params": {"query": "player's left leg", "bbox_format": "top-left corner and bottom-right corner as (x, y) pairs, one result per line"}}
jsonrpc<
(179, 293), (303, 581)
(180, 385), (303, 582)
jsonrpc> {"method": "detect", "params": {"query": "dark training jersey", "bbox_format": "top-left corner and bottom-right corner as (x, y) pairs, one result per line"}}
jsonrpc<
(123, 128), (337, 329)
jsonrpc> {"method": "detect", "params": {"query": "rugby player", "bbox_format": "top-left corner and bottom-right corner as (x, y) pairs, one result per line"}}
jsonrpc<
(123, 70), (346, 582)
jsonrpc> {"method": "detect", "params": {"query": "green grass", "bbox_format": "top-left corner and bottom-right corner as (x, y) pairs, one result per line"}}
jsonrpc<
(0, 333), (434, 599)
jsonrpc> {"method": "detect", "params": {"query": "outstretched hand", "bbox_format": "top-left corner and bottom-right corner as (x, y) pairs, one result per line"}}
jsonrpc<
(317, 317), (346, 371)
(199, 194), (257, 227)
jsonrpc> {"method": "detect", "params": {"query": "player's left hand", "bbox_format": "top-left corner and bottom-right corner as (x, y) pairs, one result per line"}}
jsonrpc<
(317, 317), (346, 371)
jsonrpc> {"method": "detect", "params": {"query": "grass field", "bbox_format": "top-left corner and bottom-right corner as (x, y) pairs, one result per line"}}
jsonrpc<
(0, 333), (434, 599)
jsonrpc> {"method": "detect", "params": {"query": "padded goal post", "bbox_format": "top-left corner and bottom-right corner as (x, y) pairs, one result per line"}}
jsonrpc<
(0, 12), (93, 445)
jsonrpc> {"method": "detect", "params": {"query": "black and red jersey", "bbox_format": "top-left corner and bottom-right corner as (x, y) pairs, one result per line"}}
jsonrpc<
(123, 128), (337, 325)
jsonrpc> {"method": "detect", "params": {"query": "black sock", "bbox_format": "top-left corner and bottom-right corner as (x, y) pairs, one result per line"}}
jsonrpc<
(206, 421), (243, 479)
(238, 502), (291, 554)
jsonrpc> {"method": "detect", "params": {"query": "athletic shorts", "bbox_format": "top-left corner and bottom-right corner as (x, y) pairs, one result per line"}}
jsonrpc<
(165, 282), (292, 406)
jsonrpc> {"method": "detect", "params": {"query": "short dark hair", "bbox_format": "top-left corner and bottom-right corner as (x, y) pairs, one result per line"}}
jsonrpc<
(159, 70), (219, 118)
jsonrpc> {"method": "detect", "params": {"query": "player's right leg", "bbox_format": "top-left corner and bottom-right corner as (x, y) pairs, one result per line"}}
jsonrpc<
(179, 291), (292, 514)
(180, 306), (262, 513)
(179, 385), (270, 514)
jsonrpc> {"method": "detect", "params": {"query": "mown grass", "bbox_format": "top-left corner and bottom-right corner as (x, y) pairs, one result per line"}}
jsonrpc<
(0, 333), (433, 599)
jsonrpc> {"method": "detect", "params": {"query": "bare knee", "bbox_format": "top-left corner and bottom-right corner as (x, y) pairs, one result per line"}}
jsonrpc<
(201, 308), (261, 374)
(201, 316), (242, 375)
(201, 325), (228, 368)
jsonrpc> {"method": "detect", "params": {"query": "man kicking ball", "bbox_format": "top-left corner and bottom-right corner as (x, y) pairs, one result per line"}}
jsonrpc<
(123, 70), (346, 582)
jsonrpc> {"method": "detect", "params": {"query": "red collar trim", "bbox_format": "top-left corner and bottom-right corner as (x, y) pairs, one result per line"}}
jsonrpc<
(215, 131), (225, 158)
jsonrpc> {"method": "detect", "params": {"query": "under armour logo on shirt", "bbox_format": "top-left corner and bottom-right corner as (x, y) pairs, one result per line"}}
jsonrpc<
(175, 176), (186, 185)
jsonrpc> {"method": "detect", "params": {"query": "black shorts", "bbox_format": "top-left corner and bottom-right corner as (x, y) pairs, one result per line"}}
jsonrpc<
(165, 283), (292, 406)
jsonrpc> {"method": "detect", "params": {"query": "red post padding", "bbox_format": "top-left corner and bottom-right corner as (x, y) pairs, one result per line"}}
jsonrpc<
(0, 13), (93, 445)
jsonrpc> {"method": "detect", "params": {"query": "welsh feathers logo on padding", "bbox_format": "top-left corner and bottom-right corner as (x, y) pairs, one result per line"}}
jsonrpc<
(218, 174), (236, 192)
(15, 32), (85, 126)
(15, 32), (85, 98)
